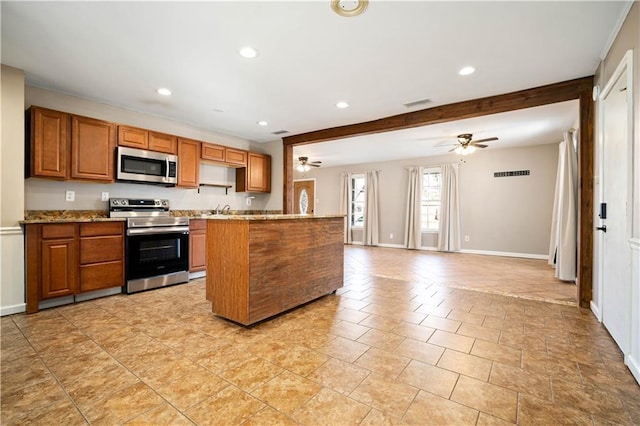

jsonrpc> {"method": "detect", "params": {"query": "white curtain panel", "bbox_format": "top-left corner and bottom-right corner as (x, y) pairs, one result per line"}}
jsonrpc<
(438, 163), (461, 252)
(364, 170), (380, 246)
(548, 132), (578, 281)
(339, 172), (353, 244)
(404, 166), (423, 249)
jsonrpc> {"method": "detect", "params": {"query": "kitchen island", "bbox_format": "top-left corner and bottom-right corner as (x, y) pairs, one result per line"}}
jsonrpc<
(205, 214), (344, 325)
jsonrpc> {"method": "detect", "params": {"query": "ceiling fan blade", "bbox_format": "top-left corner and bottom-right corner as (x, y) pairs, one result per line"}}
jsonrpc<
(448, 147), (457, 152)
(473, 144), (488, 148)
(309, 163), (321, 167)
(472, 137), (498, 144)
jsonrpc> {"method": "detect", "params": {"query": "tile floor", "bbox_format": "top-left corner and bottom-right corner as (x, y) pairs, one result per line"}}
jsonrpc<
(2, 246), (638, 425)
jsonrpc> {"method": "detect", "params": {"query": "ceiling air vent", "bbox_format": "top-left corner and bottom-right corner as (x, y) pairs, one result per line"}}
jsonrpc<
(272, 130), (289, 135)
(494, 170), (530, 178)
(403, 98), (431, 108)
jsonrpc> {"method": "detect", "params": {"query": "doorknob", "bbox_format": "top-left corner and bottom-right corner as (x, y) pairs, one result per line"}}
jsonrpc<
(596, 225), (607, 233)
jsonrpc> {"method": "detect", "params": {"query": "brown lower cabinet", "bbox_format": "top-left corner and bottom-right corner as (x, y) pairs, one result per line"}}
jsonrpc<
(189, 219), (207, 273)
(26, 221), (125, 313)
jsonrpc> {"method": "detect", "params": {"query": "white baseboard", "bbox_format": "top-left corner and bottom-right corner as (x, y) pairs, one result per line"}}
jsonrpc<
(0, 303), (26, 316)
(460, 249), (548, 260)
(590, 300), (602, 322)
(625, 353), (640, 385)
(349, 244), (548, 260)
(189, 271), (206, 280)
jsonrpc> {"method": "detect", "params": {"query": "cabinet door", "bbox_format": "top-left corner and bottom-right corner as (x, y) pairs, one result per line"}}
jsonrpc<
(225, 148), (247, 167)
(71, 115), (117, 182)
(29, 107), (70, 179)
(149, 131), (177, 154)
(177, 138), (200, 188)
(41, 238), (77, 299)
(201, 143), (225, 162)
(248, 153), (271, 192)
(190, 231), (207, 272)
(118, 125), (148, 149)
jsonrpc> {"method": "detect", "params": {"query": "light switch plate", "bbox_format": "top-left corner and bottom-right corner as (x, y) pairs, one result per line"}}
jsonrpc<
(101, 192), (109, 201)
(65, 190), (75, 202)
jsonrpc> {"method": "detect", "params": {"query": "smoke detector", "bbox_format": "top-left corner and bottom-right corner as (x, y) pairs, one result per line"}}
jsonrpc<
(331, 0), (368, 17)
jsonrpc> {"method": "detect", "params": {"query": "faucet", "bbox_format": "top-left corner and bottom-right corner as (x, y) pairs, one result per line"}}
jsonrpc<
(222, 205), (231, 215)
(213, 204), (220, 215)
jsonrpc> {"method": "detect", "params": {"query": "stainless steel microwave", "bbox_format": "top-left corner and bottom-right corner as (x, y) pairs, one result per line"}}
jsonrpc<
(116, 146), (178, 185)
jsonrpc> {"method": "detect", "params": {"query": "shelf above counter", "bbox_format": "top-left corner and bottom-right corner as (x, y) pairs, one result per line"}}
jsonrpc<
(197, 183), (233, 194)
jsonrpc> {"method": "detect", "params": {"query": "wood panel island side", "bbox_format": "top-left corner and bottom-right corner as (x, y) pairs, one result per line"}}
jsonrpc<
(206, 214), (344, 325)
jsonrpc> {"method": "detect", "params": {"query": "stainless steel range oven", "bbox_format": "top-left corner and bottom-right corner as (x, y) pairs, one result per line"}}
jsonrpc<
(109, 198), (189, 294)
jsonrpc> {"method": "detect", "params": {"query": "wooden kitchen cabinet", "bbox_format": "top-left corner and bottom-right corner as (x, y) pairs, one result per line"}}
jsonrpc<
(177, 138), (200, 188)
(40, 224), (78, 299)
(149, 131), (177, 154)
(189, 219), (207, 273)
(27, 106), (70, 179)
(117, 125), (148, 149)
(25, 221), (125, 313)
(71, 115), (117, 182)
(79, 222), (124, 293)
(118, 125), (177, 155)
(27, 106), (116, 183)
(236, 152), (271, 193)
(201, 143), (247, 167)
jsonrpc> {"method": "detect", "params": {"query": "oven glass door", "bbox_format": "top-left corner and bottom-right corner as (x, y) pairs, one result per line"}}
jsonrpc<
(126, 230), (189, 280)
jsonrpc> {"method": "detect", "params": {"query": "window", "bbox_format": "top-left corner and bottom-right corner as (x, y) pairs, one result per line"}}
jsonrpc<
(421, 168), (441, 231)
(351, 174), (365, 227)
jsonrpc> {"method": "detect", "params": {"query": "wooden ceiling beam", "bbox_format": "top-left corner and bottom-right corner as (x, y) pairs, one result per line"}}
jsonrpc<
(282, 76), (593, 146)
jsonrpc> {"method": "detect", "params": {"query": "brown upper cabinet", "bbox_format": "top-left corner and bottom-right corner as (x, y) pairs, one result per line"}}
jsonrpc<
(27, 106), (116, 182)
(201, 142), (247, 167)
(71, 115), (117, 182)
(236, 152), (271, 193)
(118, 125), (177, 154)
(177, 138), (200, 188)
(149, 131), (178, 154)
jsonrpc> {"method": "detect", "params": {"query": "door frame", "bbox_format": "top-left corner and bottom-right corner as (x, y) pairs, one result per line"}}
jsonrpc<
(594, 50), (634, 322)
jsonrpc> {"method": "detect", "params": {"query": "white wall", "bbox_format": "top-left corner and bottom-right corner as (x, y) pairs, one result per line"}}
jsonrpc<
(24, 86), (273, 212)
(1, 65), (26, 315)
(301, 143), (558, 257)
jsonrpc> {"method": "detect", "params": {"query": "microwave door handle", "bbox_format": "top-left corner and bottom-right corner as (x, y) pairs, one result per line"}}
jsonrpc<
(165, 158), (170, 180)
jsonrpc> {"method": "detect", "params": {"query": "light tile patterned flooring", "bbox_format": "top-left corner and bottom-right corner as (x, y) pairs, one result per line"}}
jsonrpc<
(2, 246), (638, 425)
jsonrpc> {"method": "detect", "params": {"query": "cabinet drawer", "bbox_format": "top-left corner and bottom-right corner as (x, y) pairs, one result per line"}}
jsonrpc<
(42, 223), (76, 239)
(190, 219), (207, 231)
(80, 261), (123, 292)
(80, 222), (123, 237)
(80, 235), (123, 264)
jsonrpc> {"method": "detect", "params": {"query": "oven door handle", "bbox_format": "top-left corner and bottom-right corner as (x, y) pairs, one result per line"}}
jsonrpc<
(127, 227), (189, 236)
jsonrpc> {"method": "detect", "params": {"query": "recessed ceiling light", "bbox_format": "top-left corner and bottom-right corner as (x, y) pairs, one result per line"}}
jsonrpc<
(239, 46), (258, 59)
(212, 107), (225, 113)
(257, 120), (268, 126)
(336, 101), (349, 109)
(458, 66), (476, 76)
(331, 0), (368, 17)
(156, 88), (172, 96)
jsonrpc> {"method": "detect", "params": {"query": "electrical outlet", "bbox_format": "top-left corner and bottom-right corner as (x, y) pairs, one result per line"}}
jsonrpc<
(65, 190), (75, 202)
(101, 192), (109, 201)
(464, 235), (470, 242)
(389, 233), (394, 239)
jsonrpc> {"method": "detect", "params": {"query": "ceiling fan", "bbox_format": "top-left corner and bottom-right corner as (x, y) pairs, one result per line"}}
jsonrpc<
(448, 133), (499, 155)
(296, 156), (322, 172)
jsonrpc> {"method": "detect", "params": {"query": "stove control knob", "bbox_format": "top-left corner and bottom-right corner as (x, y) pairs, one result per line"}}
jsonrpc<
(161, 200), (168, 206)
(112, 199), (119, 206)
(155, 200), (161, 206)
(122, 199), (128, 206)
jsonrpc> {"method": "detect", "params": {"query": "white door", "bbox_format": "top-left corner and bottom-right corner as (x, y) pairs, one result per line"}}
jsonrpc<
(599, 53), (632, 353)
